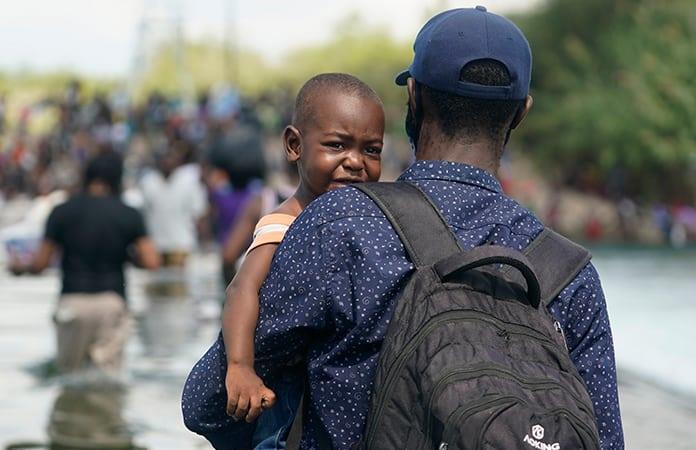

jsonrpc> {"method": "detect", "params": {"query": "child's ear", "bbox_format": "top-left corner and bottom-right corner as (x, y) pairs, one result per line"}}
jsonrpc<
(283, 125), (302, 162)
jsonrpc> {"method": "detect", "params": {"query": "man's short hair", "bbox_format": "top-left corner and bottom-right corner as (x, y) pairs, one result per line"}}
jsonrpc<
(84, 151), (123, 194)
(422, 59), (525, 141)
(292, 73), (383, 129)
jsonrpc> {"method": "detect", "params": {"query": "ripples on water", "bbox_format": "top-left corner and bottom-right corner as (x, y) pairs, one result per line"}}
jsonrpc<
(0, 254), (222, 450)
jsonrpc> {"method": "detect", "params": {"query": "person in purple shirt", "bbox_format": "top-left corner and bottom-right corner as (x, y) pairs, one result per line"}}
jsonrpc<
(230, 7), (624, 450)
(205, 125), (266, 284)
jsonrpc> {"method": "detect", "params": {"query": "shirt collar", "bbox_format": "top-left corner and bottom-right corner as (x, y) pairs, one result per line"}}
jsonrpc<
(397, 160), (503, 194)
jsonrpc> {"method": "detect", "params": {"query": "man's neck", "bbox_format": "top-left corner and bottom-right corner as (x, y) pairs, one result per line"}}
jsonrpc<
(86, 181), (112, 197)
(415, 130), (502, 175)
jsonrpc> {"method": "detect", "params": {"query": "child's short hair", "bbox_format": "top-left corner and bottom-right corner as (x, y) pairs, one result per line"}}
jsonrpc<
(292, 73), (383, 129)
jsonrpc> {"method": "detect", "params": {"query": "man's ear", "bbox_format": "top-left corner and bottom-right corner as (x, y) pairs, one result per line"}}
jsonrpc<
(406, 77), (418, 114)
(283, 125), (302, 162)
(511, 95), (533, 130)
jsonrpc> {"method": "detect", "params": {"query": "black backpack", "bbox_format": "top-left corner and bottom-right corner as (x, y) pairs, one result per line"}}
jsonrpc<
(349, 182), (601, 450)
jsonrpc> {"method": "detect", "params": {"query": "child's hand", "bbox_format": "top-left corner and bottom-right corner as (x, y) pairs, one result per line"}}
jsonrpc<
(226, 363), (277, 423)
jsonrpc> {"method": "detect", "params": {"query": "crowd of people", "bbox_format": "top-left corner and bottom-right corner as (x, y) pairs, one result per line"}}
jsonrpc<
(0, 78), (308, 390)
(1, 79), (299, 270)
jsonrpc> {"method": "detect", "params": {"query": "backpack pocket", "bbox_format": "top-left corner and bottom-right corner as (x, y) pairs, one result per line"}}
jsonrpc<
(439, 396), (518, 448)
(440, 400), (599, 450)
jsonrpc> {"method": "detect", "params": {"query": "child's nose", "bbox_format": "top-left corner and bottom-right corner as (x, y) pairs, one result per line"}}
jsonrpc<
(342, 149), (365, 172)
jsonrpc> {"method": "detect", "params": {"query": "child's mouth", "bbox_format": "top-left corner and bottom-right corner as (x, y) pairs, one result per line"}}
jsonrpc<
(327, 178), (363, 191)
(332, 178), (363, 185)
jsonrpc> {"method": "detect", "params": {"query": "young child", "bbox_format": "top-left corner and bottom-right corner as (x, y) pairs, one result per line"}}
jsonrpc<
(182, 73), (386, 449)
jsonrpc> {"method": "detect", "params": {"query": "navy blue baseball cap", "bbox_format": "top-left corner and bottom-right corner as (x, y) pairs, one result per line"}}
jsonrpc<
(395, 6), (532, 100)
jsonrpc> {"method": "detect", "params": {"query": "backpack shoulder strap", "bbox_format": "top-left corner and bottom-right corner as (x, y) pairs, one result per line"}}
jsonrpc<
(288, 182), (462, 449)
(286, 378), (332, 450)
(354, 182), (462, 267)
(505, 228), (592, 306)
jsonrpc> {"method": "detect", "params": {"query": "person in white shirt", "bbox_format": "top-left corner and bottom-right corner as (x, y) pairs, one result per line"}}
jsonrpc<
(139, 143), (206, 267)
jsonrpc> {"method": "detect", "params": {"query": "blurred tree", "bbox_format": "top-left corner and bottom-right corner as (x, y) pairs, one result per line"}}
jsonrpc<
(135, 41), (274, 99)
(517, 0), (696, 202)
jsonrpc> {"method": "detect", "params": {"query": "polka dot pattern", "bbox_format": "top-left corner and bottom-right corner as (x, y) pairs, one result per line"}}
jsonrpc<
(186, 160), (624, 449)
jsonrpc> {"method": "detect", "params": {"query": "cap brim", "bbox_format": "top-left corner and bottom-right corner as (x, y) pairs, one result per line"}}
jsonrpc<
(395, 70), (411, 86)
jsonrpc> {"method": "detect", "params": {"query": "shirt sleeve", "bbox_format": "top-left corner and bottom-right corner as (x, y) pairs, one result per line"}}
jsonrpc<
(129, 208), (148, 243)
(253, 212), (329, 379)
(548, 263), (625, 450)
(44, 205), (63, 244)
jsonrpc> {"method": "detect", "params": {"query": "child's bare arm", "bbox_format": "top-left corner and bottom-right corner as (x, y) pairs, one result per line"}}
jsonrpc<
(222, 243), (278, 422)
(223, 243), (275, 365)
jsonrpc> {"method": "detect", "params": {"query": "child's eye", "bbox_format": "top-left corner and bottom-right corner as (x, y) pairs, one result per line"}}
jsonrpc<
(365, 146), (382, 155)
(325, 142), (344, 150)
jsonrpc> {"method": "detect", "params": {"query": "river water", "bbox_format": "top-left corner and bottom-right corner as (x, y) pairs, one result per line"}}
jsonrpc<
(592, 246), (696, 396)
(1, 248), (695, 449)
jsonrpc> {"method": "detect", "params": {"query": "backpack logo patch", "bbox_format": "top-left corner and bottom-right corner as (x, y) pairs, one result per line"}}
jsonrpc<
(532, 425), (545, 440)
(524, 424), (560, 450)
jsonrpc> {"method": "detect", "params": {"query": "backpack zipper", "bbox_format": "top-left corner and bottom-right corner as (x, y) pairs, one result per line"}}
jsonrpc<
(554, 320), (569, 351)
(364, 309), (574, 448)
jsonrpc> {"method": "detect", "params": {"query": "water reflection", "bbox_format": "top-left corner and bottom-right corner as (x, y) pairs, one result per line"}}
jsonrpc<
(47, 383), (139, 450)
(5, 379), (145, 450)
(137, 268), (199, 358)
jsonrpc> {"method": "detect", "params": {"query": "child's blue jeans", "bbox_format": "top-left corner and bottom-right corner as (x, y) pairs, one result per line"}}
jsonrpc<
(181, 332), (302, 449)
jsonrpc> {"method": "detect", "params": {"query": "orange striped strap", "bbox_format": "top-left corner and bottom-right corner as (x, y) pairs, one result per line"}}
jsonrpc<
(246, 213), (296, 254)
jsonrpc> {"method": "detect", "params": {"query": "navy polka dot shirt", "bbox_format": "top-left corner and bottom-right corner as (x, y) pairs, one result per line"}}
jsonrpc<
(254, 160), (623, 449)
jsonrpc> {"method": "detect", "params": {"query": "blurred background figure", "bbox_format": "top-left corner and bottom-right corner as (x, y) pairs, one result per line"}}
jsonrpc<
(140, 138), (206, 269)
(203, 87), (267, 284)
(221, 160), (299, 275)
(9, 152), (160, 374)
(137, 137), (207, 359)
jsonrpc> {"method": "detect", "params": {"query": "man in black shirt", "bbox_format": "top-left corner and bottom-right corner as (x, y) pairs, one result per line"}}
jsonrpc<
(11, 152), (160, 373)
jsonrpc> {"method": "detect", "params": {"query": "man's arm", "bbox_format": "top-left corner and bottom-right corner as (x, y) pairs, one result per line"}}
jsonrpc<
(132, 237), (160, 270)
(253, 212), (330, 379)
(9, 239), (57, 275)
(549, 263), (624, 450)
(10, 204), (62, 275)
(129, 208), (160, 270)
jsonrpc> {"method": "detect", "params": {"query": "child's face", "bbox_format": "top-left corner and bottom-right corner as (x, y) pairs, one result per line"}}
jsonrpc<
(290, 92), (384, 198)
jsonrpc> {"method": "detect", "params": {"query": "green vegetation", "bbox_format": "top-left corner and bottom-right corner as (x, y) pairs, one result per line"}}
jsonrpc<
(517, 0), (696, 202)
(132, 41), (273, 99)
